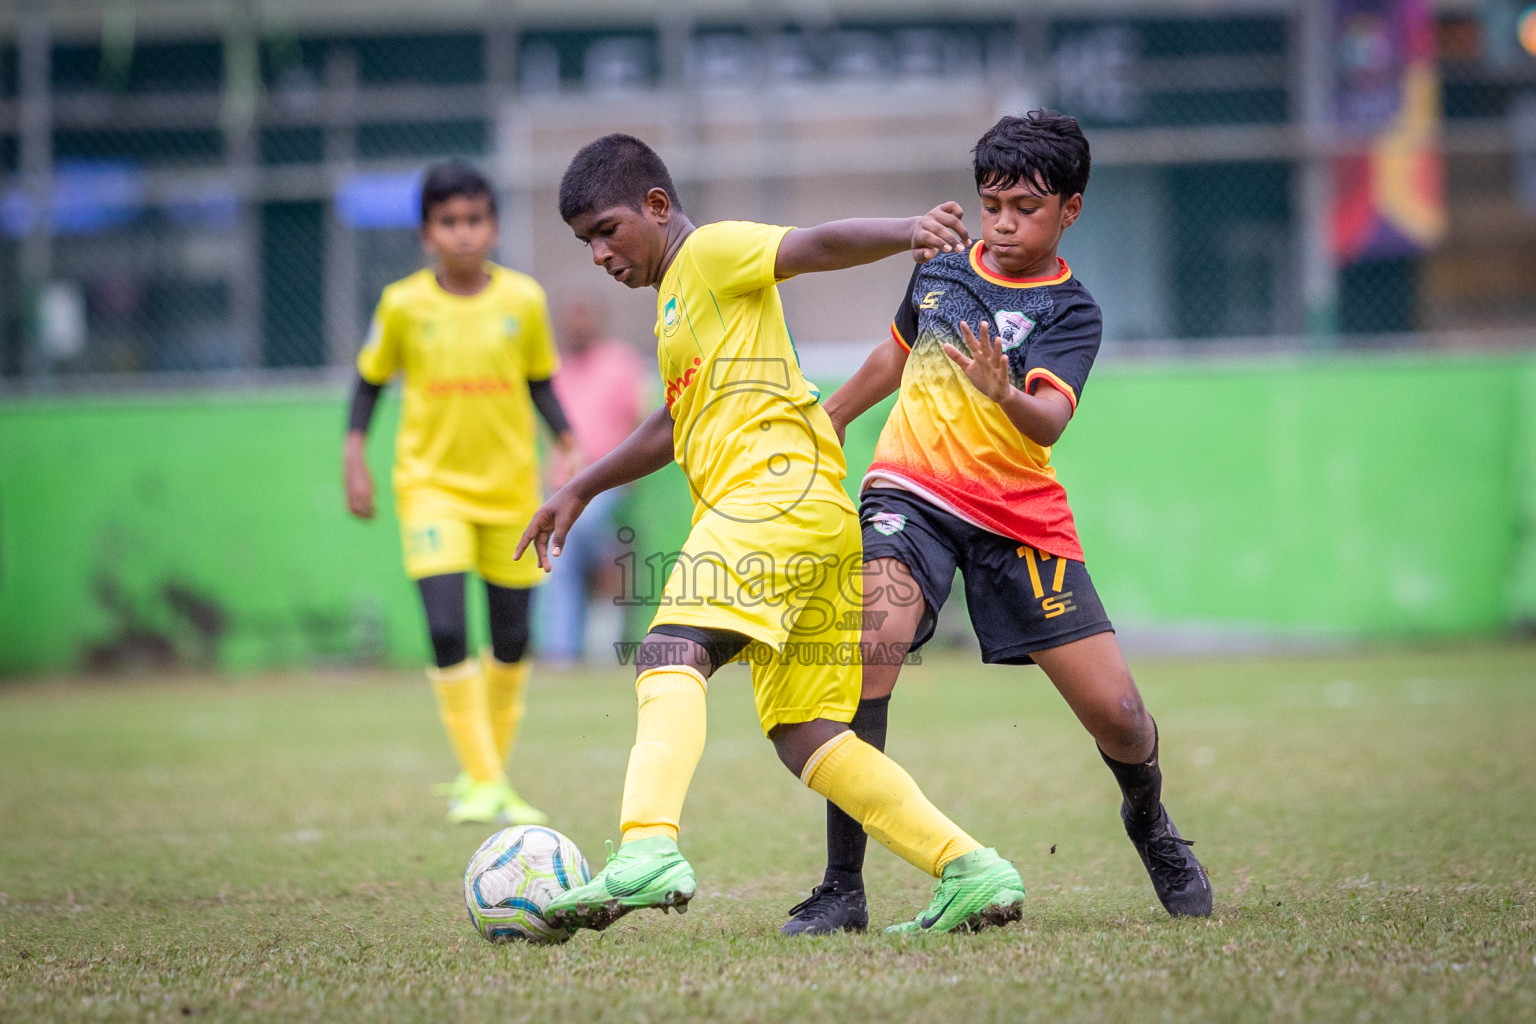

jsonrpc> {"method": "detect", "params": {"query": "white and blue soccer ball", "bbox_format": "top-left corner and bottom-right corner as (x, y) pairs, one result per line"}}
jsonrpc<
(463, 825), (591, 944)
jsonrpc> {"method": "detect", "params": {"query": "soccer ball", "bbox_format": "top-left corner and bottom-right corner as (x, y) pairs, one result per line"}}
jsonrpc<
(463, 825), (591, 944)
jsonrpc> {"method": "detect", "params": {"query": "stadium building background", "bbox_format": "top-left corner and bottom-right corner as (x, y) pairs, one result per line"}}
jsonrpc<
(0, 0), (1533, 673)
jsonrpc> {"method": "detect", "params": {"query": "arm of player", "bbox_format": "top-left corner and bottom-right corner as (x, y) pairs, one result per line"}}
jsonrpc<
(516, 404), (675, 571)
(343, 374), (383, 520)
(773, 203), (970, 278)
(944, 320), (1073, 447)
(528, 377), (583, 486)
(822, 332), (910, 445)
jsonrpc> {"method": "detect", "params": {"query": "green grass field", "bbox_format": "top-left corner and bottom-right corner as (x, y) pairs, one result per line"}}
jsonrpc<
(2, 644), (1534, 1022)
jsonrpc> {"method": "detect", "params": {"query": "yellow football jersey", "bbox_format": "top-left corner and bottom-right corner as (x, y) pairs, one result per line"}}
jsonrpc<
(357, 264), (558, 522)
(653, 221), (849, 521)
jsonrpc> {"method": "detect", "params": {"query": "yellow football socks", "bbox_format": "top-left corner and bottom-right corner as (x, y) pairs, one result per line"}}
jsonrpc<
(619, 667), (708, 844)
(482, 652), (530, 766)
(427, 660), (502, 784)
(801, 730), (982, 877)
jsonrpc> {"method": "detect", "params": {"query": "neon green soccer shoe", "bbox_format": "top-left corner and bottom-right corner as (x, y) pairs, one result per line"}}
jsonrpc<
(446, 779), (511, 825)
(543, 836), (696, 932)
(443, 778), (548, 826)
(885, 848), (1026, 934)
(433, 772), (474, 800)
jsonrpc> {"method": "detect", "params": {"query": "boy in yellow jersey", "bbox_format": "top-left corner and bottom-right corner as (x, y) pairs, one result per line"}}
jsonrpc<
(516, 133), (1025, 935)
(785, 111), (1211, 933)
(344, 162), (578, 826)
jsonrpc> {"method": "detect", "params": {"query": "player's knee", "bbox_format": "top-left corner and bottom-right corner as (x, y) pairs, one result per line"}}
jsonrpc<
(491, 637), (527, 663)
(632, 633), (711, 678)
(1099, 688), (1152, 750)
(769, 718), (849, 778)
(770, 736), (806, 776)
(428, 626), (468, 668)
(485, 585), (530, 664)
(489, 621), (529, 664)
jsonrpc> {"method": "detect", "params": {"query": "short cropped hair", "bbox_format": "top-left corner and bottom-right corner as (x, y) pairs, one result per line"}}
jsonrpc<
(420, 161), (496, 224)
(558, 133), (682, 223)
(972, 110), (1091, 200)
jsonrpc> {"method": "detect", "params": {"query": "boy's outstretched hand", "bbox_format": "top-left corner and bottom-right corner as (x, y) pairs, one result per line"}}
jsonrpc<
(343, 438), (375, 520)
(912, 202), (970, 262)
(515, 487), (589, 572)
(943, 320), (1012, 404)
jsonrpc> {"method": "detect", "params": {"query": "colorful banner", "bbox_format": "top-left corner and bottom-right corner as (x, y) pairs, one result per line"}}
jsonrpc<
(1330, 0), (1446, 265)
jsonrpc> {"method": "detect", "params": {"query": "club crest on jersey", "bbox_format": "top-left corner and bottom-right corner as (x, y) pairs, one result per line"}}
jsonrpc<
(662, 296), (681, 336)
(870, 512), (907, 536)
(994, 310), (1035, 351)
(503, 315), (520, 335)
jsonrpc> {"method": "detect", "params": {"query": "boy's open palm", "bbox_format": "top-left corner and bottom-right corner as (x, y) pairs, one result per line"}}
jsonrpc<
(943, 320), (1012, 404)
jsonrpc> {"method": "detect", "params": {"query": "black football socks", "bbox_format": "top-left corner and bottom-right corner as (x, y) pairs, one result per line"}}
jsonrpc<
(1099, 722), (1163, 828)
(822, 694), (891, 890)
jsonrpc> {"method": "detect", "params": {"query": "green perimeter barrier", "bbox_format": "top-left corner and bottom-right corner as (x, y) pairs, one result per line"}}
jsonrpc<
(0, 351), (1531, 676)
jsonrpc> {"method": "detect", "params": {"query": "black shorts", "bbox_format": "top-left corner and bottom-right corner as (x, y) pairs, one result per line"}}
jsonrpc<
(860, 488), (1114, 665)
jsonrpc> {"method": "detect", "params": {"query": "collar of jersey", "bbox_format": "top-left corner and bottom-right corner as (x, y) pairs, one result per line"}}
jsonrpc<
(427, 263), (501, 301)
(968, 245), (1071, 289)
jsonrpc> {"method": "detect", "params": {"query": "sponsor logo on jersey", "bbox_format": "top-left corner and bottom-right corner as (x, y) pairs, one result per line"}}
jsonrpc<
(919, 289), (944, 310)
(870, 512), (907, 536)
(994, 310), (1035, 351)
(425, 377), (514, 397)
(665, 357), (703, 409)
(502, 315), (520, 336)
(662, 295), (681, 336)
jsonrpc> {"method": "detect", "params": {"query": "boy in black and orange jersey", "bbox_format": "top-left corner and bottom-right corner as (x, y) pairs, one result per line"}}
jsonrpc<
(783, 110), (1213, 935)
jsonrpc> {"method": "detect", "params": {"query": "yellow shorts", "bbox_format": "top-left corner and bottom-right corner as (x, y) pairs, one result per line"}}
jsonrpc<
(398, 504), (544, 589)
(650, 497), (863, 734)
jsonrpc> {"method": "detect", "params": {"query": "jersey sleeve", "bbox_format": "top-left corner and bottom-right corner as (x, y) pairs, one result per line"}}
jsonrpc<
(519, 284), (559, 381)
(687, 221), (794, 297)
(356, 290), (404, 384)
(1022, 296), (1102, 413)
(889, 264), (923, 352)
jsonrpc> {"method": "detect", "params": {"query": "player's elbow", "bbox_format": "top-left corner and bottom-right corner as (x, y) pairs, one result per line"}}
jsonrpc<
(1036, 422), (1067, 447)
(1016, 387), (1072, 447)
(1017, 415), (1067, 448)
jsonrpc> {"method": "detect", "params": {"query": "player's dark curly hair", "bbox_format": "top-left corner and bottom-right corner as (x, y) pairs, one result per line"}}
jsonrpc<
(558, 133), (682, 223)
(973, 109), (1091, 199)
(419, 161), (496, 223)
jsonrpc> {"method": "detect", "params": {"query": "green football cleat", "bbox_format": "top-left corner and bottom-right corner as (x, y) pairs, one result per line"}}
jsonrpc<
(438, 776), (546, 826)
(446, 779), (513, 824)
(885, 848), (1026, 934)
(433, 772), (475, 800)
(543, 836), (696, 931)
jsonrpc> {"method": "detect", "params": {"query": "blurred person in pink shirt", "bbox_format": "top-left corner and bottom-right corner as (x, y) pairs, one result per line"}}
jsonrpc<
(536, 296), (649, 664)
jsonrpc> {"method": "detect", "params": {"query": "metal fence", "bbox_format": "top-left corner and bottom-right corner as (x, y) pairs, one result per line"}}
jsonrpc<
(1, 2), (1534, 386)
